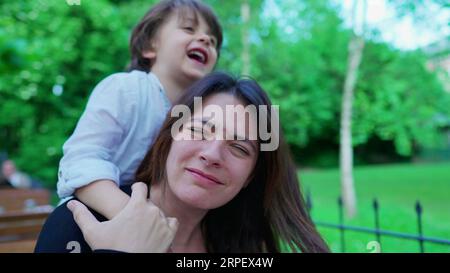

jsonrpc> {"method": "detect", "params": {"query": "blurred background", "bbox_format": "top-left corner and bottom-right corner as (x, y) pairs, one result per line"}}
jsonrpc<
(0, 0), (449, 252)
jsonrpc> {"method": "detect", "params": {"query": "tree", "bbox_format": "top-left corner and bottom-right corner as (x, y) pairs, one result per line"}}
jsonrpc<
(1, 0), (449, 191)
(206, 0), (264, 76)
(351, 0), (450, 158)
(241, 0), (251, 75)
(340, 0), (367, 218)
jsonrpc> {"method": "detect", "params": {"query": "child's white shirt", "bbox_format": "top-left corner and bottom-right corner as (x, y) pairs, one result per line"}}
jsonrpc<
(57, 70), (171, 199)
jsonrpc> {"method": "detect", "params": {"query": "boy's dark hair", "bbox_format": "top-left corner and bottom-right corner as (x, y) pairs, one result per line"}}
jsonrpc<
(128, 0), (223, 72)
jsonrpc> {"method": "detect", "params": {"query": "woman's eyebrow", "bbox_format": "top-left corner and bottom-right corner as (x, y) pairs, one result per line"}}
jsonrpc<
(191, 118), (258, 151)
(192, 118), (215, 129)
(190, 118), (216, 135)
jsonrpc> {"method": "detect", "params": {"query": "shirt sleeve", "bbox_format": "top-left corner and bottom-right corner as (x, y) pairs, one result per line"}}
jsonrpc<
(57, 74), (135, 198)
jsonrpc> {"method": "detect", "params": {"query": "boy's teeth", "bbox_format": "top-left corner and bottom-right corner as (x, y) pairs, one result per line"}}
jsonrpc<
(189, 50), (205, 63)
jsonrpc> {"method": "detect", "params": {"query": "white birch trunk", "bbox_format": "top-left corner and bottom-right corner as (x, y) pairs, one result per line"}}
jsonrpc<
(241, 1), (250, 76)
(340, 0), (367, 218)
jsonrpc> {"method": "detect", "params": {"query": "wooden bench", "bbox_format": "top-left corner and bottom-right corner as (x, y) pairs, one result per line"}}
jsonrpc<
(0, 210), (52, 253)
(0, 189), (51, 212)
(0, 189), (53, 252)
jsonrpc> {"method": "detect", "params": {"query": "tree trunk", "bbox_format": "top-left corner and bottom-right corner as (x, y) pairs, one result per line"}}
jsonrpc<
(340, 0), (366, 218)
(241, 1), (250, 76)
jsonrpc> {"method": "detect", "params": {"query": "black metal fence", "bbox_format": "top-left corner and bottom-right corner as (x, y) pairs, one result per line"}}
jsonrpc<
(306, 191), (450, 253)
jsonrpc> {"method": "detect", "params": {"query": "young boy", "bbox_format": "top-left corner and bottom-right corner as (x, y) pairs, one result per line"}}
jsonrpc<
(57, 0), (223, 220)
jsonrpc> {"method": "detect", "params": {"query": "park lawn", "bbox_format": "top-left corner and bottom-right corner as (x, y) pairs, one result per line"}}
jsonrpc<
(299, 162), (450, 253)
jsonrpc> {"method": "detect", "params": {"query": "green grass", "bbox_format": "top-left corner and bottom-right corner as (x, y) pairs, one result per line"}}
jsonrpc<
(299, 162), (450, 253)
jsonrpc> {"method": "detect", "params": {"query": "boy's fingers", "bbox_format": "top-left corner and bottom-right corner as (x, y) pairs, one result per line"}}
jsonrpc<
(130, 182), (148, 204)
(67, 200), (99, 233)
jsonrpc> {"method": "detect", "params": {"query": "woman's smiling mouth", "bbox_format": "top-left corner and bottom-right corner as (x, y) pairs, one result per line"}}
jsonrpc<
(185, 167), (224, 186)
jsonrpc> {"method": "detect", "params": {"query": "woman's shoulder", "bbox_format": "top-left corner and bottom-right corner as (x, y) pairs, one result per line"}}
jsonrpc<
(34, 199), (105, 253)
(34, 186), (131, 253)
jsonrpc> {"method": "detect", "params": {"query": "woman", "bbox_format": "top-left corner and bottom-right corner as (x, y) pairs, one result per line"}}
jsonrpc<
(35, 72), (329, 253)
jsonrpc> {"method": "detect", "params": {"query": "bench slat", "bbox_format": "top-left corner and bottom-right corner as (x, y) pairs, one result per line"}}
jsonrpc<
(0, 239), (37, 253)
(0, 189), (50, 212)
(0, 189), (53, 252)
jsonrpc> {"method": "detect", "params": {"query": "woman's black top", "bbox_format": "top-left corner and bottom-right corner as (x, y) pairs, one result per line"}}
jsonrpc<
(34, 185), (132, 253)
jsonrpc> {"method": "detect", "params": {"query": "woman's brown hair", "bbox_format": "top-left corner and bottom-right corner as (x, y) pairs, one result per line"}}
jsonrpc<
(135, 72), (329, 253)
(128, 0), (223, 72)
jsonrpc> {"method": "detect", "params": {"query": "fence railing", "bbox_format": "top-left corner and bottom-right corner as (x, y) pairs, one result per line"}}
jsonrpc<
(306, 191), (450, 253)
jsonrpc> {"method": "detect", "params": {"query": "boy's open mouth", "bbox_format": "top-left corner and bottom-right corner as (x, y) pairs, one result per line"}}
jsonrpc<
(187, 48), (208, 65)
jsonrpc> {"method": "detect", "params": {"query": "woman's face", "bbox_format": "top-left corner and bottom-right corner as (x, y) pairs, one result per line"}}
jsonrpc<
(165, 92), (259, 209)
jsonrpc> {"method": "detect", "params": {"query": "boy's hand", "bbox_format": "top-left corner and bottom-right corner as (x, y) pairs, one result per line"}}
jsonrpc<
(68, 182), (179, 253)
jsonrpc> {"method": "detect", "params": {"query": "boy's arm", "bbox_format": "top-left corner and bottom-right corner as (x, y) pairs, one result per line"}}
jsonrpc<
(75, 180), (130, 220)
(57, 74), (135, 218)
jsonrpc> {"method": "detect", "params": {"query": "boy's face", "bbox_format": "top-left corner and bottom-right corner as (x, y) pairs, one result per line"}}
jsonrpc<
(144, 10), (218, 85)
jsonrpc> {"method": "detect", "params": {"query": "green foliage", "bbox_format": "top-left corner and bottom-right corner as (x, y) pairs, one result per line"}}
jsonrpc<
(1, 0), (449, 188)
(0, 0), (133, 187)
(354, 43), (450, 155)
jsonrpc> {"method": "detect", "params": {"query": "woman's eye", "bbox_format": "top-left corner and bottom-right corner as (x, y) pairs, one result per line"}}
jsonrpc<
(231, 144), (249, 155)
(183, 26), (194, 32)
(190, 127), (202, 133)
(189, 127), (206, 139)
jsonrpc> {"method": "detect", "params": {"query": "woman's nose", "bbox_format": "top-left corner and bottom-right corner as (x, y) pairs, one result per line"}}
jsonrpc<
(199, 141), (223, 168)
